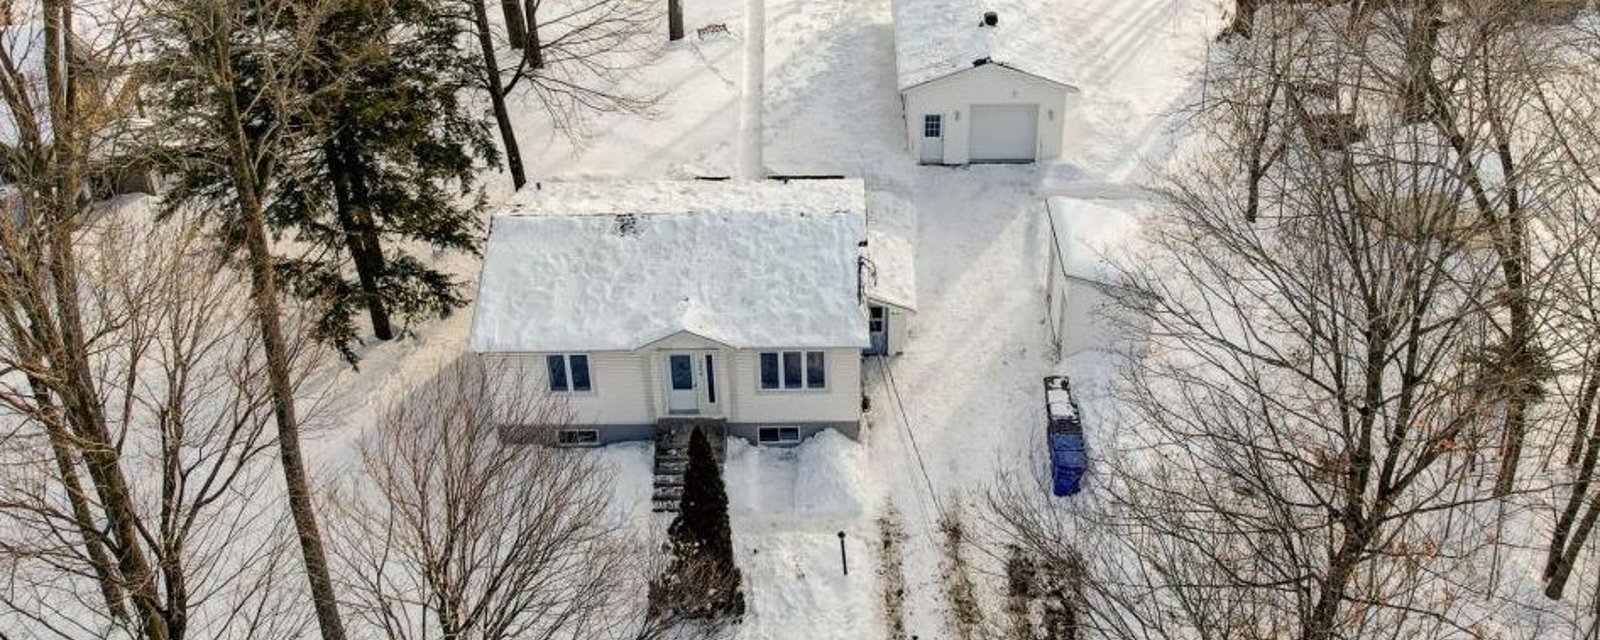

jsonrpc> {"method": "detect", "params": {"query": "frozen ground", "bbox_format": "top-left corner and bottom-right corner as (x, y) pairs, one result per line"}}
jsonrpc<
(300, 0), (1229, 638)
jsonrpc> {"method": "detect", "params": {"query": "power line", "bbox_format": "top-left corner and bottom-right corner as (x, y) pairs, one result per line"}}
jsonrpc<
(877, 355), (944, 520)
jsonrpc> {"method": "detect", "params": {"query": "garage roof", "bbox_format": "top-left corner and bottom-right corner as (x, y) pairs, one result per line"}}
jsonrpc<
(892, 0), (1079, 91)
(1046, 197), (1139, 285)
(470, 180), (872, 353)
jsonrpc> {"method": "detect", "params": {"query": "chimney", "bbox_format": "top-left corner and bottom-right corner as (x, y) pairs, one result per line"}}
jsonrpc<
(980, 11), (999, 27)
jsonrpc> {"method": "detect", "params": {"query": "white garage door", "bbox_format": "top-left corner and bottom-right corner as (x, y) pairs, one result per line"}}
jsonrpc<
(969, 104), (1039, 163)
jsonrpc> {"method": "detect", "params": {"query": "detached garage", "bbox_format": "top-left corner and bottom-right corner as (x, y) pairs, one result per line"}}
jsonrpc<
(893, 1), (1078, 165)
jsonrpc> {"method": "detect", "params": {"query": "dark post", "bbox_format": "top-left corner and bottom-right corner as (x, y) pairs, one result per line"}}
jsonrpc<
(837, 531), (848, 576)
(668, 0), (684, 41)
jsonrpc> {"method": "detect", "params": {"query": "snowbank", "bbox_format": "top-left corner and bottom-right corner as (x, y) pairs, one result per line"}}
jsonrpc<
(724, 430), (874, 525)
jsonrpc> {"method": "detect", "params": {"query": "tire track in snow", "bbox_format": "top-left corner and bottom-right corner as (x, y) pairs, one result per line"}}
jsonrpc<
(739, 0), (766, 177)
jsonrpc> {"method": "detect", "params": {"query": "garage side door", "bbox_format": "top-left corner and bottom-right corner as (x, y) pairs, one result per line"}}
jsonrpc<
(969, 104), (1039, 163)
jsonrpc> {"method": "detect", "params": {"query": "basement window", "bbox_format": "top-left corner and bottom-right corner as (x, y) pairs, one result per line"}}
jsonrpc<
(757, 426), (802, 445)
(557, 429), (600, 446)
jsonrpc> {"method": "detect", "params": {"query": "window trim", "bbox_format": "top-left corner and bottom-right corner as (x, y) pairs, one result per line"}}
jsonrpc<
(545, 354), (595, 394)
(756, 350), (828, 391)
(556, 428), (600, 447)
(923, 114), (943, 138)
(757, 426), (803, 445)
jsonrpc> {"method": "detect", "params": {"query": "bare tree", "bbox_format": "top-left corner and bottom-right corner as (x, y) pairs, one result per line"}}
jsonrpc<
(0, 198), (323, 640)
(332, 357), (722, 640)
(453, 0), (661, 188)
(0, 3), (174, 636)
(138, 1), (349, 638)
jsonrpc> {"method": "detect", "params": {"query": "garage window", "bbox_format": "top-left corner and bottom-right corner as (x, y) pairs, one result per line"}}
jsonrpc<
(923, 114), (942, 138)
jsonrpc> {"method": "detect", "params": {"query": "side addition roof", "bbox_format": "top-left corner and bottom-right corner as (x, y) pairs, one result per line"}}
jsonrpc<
(469, 180), (872, 353)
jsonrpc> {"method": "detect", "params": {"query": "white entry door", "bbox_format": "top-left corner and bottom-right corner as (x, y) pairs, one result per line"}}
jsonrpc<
(969, 104), (1038, 163)
(919, 113), (945, 164)
(665, 353), (699, 414)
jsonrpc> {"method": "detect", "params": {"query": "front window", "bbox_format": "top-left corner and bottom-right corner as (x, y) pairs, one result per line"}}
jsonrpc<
(758, 351), (826, 390)
(869, 305), (886, 332)
(546, 354), (592, 392)
(923, 114), (942, 138)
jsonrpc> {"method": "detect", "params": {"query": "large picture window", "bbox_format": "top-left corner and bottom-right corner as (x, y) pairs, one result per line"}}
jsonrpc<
(546, 354), (592, 392)
(758, 351), (826, 390)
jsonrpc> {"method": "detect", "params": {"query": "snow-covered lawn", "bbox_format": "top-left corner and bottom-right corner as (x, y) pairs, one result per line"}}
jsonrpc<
(305, 0), (1225, 638)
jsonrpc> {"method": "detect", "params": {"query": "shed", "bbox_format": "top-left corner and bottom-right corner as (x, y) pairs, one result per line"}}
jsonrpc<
(863, 190), (918, 357)
(1045, 197), (1141, 358)
(892, 0), (1080, 165)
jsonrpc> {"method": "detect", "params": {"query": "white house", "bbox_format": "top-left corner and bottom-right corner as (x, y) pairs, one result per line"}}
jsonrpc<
(470, 179), (904, 447)
(892, 0), (1079, 165)
(1045, 197), (1143, 358)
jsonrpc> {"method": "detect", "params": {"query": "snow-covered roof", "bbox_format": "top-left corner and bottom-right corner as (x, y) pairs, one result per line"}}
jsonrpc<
(865, 190), (917, 311)
(891, 0), (1079, 90)
(470, 180), (871, 353)
(1046, 197), (1139, 284)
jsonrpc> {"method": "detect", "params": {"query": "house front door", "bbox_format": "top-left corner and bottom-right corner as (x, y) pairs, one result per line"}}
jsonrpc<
(666, 354), (698, 414)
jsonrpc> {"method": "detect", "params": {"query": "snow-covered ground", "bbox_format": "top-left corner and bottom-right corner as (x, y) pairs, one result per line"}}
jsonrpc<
(299, 0), (1228, 638)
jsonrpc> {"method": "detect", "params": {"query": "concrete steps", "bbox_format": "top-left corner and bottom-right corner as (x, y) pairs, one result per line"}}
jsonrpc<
(651, 419), (727, 513)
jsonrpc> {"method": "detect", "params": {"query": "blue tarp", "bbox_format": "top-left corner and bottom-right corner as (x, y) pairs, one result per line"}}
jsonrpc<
(1050, 432), (1087, 497)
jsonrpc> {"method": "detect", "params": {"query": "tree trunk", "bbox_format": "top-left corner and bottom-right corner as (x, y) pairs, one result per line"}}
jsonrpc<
(1544, 493), (1600, 599)
(215, 41), (348, 640)
(1400, 0), (1442, 122)
(326, 127), (394, 341)
(28, 374), (128, 622)
(38, 5), (169, 637)
(1544, 374), (1600, 598)
(669, 0), (684, 41)
(1224, 0), (1259, 39)
(501, 0), (527, 48)
(472, 0), (527, 189)
(525, 0), (545, 69)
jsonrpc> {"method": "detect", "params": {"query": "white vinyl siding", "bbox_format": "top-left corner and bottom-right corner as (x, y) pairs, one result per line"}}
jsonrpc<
(732, 348), (860, 424)
(482, 352), (654, 425)
(481, 345), (861, 427)
(901, 64), (1070, 165)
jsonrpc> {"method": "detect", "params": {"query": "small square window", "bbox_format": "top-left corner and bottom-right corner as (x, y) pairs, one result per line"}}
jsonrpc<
(558, 429), (599, 446)
(923, 114), (943, 138)
(806, 351), (826, 388)
(782, 352), (803, 389)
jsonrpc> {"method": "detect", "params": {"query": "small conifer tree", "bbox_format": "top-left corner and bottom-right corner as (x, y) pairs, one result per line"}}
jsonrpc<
(658, 427), (744, 619)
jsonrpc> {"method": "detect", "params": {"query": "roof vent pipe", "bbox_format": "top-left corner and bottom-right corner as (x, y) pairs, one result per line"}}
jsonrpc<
(981, 11), (998, 26)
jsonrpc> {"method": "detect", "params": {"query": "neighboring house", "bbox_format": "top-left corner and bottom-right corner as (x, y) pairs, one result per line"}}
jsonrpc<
(471, 179), (897, 448)
(0, 22), (159, 200)
(1045, 197), (1143, 358)
(892, 0), (1079, 165)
